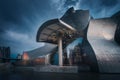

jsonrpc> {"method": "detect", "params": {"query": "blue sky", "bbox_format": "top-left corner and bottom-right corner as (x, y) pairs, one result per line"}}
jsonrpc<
(0, 0), (120, 54)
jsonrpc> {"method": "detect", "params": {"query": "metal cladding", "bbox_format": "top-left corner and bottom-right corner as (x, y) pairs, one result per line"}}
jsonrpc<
(60, 7), (99, 72)
(26, 43), (57, 59)
(36, 8), (99, 72)
(36, 7), (90, 45)
(111, 11), (120, 45)
(36, 7), (120, 73)
(61, 7), (90, 31)
(88, 18), (120, 73)
(36, 19), (76, 44)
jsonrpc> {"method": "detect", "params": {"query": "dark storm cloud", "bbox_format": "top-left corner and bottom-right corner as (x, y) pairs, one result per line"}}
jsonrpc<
(78, 0), (120, 18)
(0, 0), (59, 53)
(63, 0), (79, 8)
(0, 0), (120, 54)
(53, 0), (120, 18)
(0, 0), (53, 33)
(100, 0), (118, 7)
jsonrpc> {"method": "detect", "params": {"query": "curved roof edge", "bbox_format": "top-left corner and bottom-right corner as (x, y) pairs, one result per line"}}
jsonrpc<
(60, 7), (90, 30)
(36, 19), (59, 42)
(36, 19), (76, 43)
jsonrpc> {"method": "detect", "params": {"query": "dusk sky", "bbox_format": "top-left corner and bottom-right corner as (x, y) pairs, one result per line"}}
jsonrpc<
(0, 0), (120, 54)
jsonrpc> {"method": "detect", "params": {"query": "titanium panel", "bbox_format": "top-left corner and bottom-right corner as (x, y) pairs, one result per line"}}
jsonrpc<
(26, 43), (57, 59)
(61, 7), (90, 31)
(36, 19), (76, 44)
(88, 18), (120, 73)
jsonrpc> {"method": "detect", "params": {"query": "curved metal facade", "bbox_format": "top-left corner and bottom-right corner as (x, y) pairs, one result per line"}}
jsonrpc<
(88, 18), (120, 73)
(36, 19), (76, 44)
(26, 43), (57, 59)
(60, 7), (99, 72)
(36, 7), (120, 73)
(61, 7), (90, 31)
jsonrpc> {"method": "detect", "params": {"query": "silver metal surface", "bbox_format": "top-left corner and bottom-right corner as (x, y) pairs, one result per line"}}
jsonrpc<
(26, 43), (57, 59)
(61, 7), (90, 31)
(88, 18), (120, 73)
(36, 19), (76, 44)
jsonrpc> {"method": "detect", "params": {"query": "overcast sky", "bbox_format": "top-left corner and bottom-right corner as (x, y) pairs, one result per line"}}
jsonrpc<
(0, 0), (120, 54)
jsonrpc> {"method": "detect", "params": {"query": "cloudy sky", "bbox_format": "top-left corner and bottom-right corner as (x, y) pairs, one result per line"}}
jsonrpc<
(0, 0), (120, 54)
